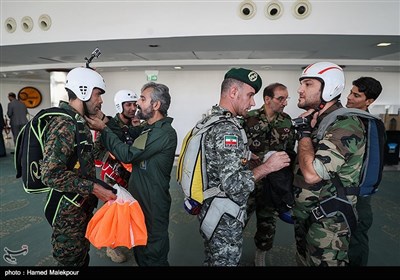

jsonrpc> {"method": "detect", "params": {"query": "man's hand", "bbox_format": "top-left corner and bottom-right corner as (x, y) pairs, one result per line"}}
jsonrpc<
(131, 116), (141, 126)
(293, 109), (318, 140)
(92, 183), (117, 202)
(85, 116), (106, 131)
(252, 151), (290, 181)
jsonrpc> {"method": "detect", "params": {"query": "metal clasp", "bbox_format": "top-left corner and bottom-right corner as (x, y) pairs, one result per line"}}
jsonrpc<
(311, 206), (324, 220)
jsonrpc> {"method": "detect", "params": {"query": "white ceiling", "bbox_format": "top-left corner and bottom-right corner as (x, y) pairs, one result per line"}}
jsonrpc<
(1, 34), (399, 82)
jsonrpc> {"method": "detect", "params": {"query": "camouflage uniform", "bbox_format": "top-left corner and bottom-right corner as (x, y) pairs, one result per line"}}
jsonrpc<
(41, 102), (103, 266)
(197, 105), (254, 266)
(293, 103), (366, 266)
(243, 106), (296, 251)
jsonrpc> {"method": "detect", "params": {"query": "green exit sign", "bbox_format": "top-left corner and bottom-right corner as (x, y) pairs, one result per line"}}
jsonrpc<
(147, 74), (158, 81)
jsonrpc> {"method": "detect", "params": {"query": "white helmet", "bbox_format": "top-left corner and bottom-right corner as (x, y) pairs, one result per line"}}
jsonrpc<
(300, 62), (345, 102)
(114, 89), (139, 113)
(65, 67), (106, 101)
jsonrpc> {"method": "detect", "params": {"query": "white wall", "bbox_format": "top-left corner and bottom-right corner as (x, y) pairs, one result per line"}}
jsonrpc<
(2, 1), (399, 46)
(2, 69), (399, 153)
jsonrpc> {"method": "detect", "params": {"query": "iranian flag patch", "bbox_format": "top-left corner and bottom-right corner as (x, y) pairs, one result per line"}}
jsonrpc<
(224, 135), (238, 148)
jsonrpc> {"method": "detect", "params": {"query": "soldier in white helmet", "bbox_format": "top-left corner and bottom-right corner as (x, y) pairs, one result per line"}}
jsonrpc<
(292, 62), (366, 266)
(40, 67), (117, 266)
(97, 89), (141, 263)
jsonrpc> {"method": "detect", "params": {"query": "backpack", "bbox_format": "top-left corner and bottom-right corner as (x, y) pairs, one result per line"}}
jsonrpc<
(14, 107), (88, 194)
(14, 106), (116, 225)
(176, 114), (246, 215)
(312, 108), (386, 233)
(316, 108), (386, 197)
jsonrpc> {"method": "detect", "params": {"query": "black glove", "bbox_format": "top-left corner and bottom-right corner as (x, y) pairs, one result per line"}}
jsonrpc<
(292, 115), (312, 140)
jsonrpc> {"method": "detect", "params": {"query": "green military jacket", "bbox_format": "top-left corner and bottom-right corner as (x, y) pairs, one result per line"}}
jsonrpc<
(100, 117), (177, 233)
(244, 106), (296, 159)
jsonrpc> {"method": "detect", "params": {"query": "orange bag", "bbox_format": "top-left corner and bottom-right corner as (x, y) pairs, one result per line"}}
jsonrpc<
(85, 184), (147, 249)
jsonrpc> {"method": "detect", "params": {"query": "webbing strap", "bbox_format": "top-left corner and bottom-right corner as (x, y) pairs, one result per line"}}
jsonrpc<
(200, 197), (244, 240)
(311, 175), (357, 234)
(311, 196), (357, 234)
(203, 186), (225, 200)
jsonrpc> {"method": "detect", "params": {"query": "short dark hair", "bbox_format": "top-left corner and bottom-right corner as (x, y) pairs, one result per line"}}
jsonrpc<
(8, 92), (16, 98)
(352, 77), (382, 100)
(65, 88), (78, 101)
(263, 83), (287, 99)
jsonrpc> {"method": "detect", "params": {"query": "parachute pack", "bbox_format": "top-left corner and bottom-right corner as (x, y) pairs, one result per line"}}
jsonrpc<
(309, 108), (386, 233)
(316, 108), (386, 197)
(176, 114), (245, 215)
(14, 107), (87, 194)
(14, 106), (117, 225)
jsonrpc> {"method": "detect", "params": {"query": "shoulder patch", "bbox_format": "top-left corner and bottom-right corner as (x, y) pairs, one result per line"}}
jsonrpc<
(224, 135), (238, 148)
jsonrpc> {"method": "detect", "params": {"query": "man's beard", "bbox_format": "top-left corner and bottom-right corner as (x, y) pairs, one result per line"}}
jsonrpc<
(137, 107), (154, 120)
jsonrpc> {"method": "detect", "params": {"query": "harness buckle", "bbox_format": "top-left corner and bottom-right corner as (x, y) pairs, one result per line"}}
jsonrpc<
(75, 195), (86, 207)
(311, 206), (325, 220)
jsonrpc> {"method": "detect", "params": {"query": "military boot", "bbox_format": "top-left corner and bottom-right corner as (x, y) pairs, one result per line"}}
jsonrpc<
(106, 247), (127, 263)
(254, 248), (266, 266)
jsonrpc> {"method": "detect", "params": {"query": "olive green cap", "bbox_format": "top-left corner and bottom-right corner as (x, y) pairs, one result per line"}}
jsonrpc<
(224, 67), (262, 93)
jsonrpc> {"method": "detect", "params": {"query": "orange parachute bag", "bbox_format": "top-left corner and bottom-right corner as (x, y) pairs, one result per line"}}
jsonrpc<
(85, 184), (147, 249)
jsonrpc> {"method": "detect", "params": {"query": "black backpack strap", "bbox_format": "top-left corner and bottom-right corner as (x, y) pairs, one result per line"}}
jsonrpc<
(310, 175), (358, 234)
(57, 108), (88, 177)
(43, 109), (116, 226)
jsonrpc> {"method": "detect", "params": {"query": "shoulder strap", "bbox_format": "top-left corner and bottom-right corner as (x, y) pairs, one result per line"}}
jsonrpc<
(195, 114), (247, 144)
(40, 107), (88, 177)
(58, 108), (88, 178)
(316, 108), (381, 140)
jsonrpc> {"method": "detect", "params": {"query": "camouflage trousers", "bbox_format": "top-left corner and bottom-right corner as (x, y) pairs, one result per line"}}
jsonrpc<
(245, 181), (278, 251)
(293, 187), (353, 266)
(199, 200), (243, 266)
(51, 198), (95, 266)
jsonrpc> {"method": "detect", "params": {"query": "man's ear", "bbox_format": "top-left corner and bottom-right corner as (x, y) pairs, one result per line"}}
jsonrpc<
(152, 100), (161, 111)
(365, 98), (375, 107)
(229, 86), (238, 99)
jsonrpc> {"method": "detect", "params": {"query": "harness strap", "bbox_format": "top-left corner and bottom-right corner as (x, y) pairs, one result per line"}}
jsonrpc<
(310, 197), (357, 234)
(344, 186), (359, 196)
(200, 197), (245, 240)
(44, 189), (90, 226)
(310, 175), (357, 234)
(203, 186), (225, 200)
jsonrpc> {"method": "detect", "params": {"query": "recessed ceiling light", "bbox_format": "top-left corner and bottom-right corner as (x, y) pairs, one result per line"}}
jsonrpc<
(174, 66), (182, 70)
(377, 42), (391, 47)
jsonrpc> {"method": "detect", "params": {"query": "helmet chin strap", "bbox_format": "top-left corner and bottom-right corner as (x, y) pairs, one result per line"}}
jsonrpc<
(317, 99), (326, 112)
(316, 83), (327, 112)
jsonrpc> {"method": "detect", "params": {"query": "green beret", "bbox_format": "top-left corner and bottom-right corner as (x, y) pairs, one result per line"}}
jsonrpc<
(224, 67), (262, 93)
